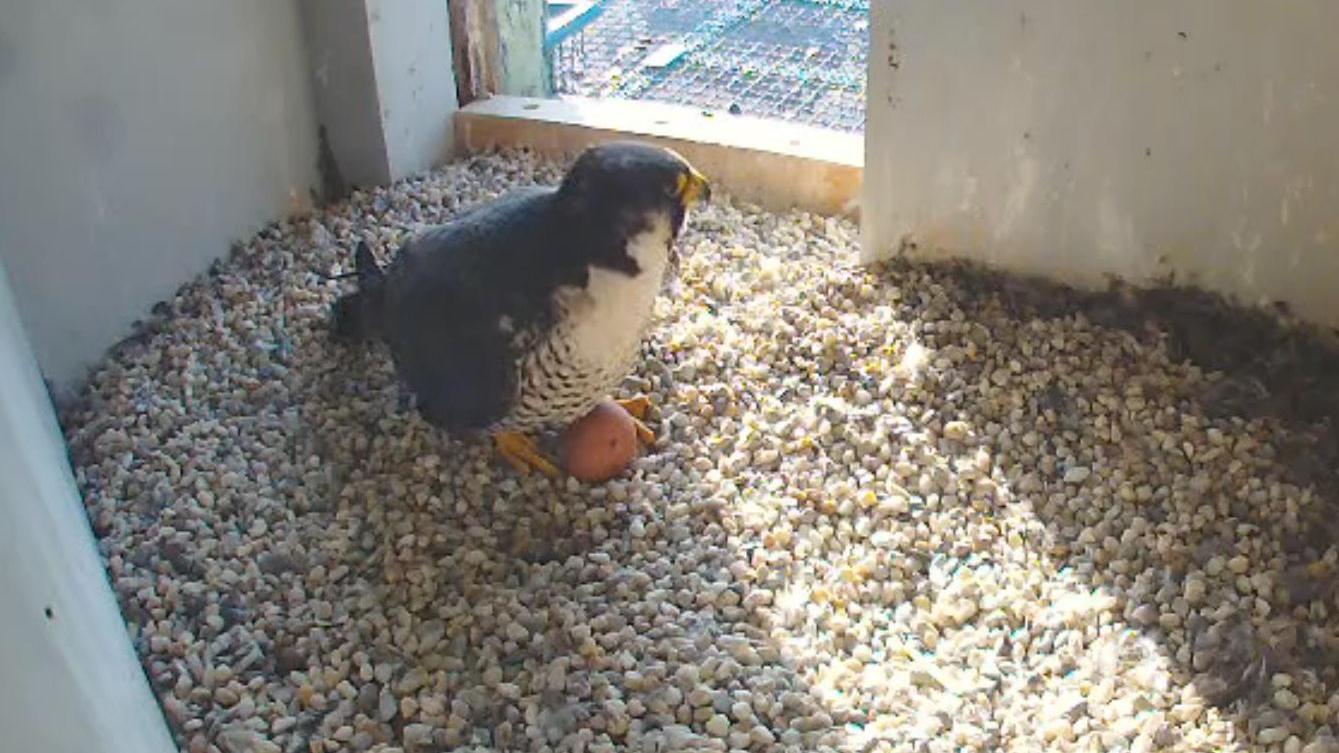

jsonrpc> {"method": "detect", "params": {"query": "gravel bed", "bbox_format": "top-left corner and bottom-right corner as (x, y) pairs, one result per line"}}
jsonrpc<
(63, 149), (1339, 753)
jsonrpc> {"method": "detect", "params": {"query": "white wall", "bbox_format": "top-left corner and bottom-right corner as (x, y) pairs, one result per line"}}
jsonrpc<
(0, 0), (322, 395)
(863, 1), (1339, 328)
(301, 0), (460, 189)
(367, 0), (460, 181)
(0, 262), (175, 753)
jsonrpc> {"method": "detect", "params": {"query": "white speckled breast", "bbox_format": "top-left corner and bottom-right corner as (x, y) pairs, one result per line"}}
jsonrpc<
(494, 219), (672, 432)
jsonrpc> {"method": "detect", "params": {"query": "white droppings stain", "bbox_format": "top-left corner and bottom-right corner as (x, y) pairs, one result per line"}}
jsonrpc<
(1230, 217), (1263, 288)
(1095, 186), (1136, 264)
(898, 340), (928, 380)
(1239, 254), (1258, 288)
(997, 155), (1039, 239)
(957, 174), (981, 215)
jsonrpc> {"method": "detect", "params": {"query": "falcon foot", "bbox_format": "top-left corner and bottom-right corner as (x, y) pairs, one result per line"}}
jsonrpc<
(494, 431), (561, 478)
(616, 395), (657, 446)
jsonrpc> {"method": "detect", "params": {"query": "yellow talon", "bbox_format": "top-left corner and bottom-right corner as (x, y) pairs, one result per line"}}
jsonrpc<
(616, 395), (652, 420)
(493, 431), (561, 478)
(631, 418), (655, 447)
(616, 396), (657, 446)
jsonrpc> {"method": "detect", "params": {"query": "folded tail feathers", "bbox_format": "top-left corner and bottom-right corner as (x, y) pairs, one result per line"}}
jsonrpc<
(331, 242), (385, 342)
(355, 241), (382, 281)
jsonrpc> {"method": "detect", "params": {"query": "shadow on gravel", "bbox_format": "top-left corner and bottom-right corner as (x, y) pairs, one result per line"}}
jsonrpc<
(887, 255), (1339, 748)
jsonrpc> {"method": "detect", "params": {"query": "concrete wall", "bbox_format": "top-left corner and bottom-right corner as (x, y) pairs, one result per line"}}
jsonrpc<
(302, 0), (460, 189)
(0, 0), (322, 395)
(863, 1), (1339, 328)
(301, 0), (386, 192)
(0, 256), (176, 753)
(368, 0), (460, 181)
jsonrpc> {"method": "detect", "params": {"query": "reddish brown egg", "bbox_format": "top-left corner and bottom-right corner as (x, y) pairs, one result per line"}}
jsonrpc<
(559, 400), (639, 482)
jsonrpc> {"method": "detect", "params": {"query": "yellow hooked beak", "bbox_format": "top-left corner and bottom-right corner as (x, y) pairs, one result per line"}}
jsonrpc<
(675, 166), (712, 206)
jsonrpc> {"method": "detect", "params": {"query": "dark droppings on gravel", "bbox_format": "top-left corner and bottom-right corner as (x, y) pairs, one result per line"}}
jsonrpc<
(915, 257), (1339, 509)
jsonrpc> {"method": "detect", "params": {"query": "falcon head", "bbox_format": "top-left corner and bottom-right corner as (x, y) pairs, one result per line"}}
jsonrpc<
(555, 141), (711, 275)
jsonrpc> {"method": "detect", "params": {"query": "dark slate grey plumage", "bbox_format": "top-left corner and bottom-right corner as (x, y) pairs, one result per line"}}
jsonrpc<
(331, 142), (710, 464)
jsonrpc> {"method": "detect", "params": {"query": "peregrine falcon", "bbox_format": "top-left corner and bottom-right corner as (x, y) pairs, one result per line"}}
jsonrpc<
(331, 141), (711, 477)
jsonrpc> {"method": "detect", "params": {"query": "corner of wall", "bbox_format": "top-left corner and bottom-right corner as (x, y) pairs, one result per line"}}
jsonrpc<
(301, 0), (460, 190)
